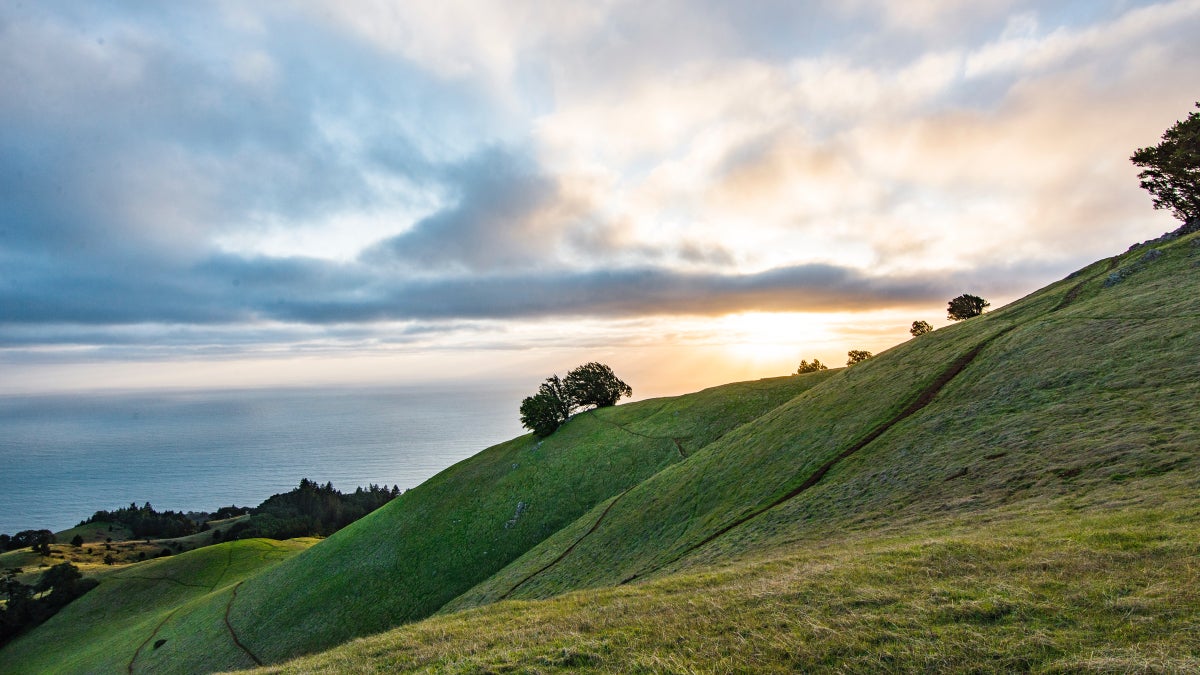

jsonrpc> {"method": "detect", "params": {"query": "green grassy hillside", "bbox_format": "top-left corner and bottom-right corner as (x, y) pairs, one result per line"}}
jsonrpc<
(0, 516), (255, 583)
(5, 231), (1198, 674)
(1, 375), (825, 674)
(447, 234), (1200, 605)
(1, 538), (312, 674)
(248, 500), (1200, 673)
(247, 229), (1199, 672)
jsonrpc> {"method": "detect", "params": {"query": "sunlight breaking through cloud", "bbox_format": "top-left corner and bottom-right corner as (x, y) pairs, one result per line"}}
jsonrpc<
(1, 1), (1197, 392)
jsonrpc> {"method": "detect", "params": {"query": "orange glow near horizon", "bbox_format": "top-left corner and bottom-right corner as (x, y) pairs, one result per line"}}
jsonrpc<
(0, 308), (950, 399)
(713, 312), (836, 366)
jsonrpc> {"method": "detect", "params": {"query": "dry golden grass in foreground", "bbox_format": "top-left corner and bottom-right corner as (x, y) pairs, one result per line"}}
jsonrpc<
(247, 491), (1200, 674)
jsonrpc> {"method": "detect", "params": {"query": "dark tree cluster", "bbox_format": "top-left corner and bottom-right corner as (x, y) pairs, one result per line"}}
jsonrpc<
(1131, 101), (1200, 227)
(80, 502), (200, 539)
(1, 563), (97, 646)
(846, 350), (874, 366)
(14, 481), (397, 559)
(947, 294), (989, 321)
(796, 359), (828, 374)
(220, 479), (401, 541)
(519, 362), (632, 438)
(0, 530), (54, 555)
(212, 505), (253, 520)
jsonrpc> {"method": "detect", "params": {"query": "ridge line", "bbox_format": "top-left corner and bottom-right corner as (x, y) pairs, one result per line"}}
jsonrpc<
(620, 325), (1017, 586)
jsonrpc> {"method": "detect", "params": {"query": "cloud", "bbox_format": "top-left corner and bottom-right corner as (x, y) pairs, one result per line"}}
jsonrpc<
(0, 1), (499, 266)
(363, 147), (573, 272)
(2, 0), (1199, 383)
(964, 0), (1200, 78)
(2, 243), (1067, 335)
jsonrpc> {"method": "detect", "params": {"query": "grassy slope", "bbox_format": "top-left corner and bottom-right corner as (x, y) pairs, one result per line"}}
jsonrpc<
(8, 233), (1198, 673)
(451, 235), (1199, 601)
(0, 517), (256, 584)
(248, 500), (1200, 674)
(225, 375), (827, 665)
(244, 232), (1200, 672)
(1, 538), (312, 675)
(0, 375), (825, 673)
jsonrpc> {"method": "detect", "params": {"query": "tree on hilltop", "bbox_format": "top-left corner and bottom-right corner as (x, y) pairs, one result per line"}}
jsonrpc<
(947, 294), (989, 321)
(565, 362), (632, 409)
(519, 375), (576, 438)
(846, 350), (873, 366)
(519, 362), (632, 438)
(2, 562), (95, 647)
(910, 320), (933, 337)
(796, 359), (828, 374)
(1131, 101), (1200, 227)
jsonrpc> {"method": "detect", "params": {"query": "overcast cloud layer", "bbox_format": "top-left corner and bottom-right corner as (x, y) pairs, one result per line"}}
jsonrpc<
(2, 1), (1199, 389)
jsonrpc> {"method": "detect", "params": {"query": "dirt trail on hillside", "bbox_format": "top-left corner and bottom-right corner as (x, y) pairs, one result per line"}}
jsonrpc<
(589, 411), (689, 458)
(127, 546), (239, 673)
(620, 325), (1018, 585)
(224, 581), (263, 666)
(498, 487), (636, 600)
(127, 542), (282, 672)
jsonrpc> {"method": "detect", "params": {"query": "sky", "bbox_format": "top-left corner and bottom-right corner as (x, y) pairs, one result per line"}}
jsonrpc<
(2, 0), (1198, 397)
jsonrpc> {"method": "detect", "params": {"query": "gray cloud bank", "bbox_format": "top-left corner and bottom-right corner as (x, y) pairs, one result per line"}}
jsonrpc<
(1, 1), (1195, 361)
(2, 247), (1070, 332)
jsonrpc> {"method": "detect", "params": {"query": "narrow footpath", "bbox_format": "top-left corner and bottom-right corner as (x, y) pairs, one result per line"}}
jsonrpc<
(498, 487), (635, 600)
(620, 325), (1017, 585)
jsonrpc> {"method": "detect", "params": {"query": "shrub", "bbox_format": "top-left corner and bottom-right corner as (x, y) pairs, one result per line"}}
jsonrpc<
(910, 320), (933, 337)
(796, 359), (828, 374)
(847, 350), (873, 366)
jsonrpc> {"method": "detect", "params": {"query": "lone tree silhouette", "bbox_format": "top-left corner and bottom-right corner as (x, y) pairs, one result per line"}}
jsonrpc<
(565, 362), (632, 409)
(519, 362), (632, 437)
(846, 350), (873, 366)
(796, 359), (828, 374)
(1131, 101), (1200, 229)
(947, 294), (989, 321)
(910, 320), (932, 337)
(519, 375), (575, 438)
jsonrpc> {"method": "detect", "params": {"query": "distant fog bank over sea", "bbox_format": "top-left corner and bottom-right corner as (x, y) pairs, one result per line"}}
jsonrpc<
(0, 384), (528, 534)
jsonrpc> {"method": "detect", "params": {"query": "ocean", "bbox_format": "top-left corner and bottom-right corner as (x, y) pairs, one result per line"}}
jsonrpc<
(0, 384), (528, 534)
